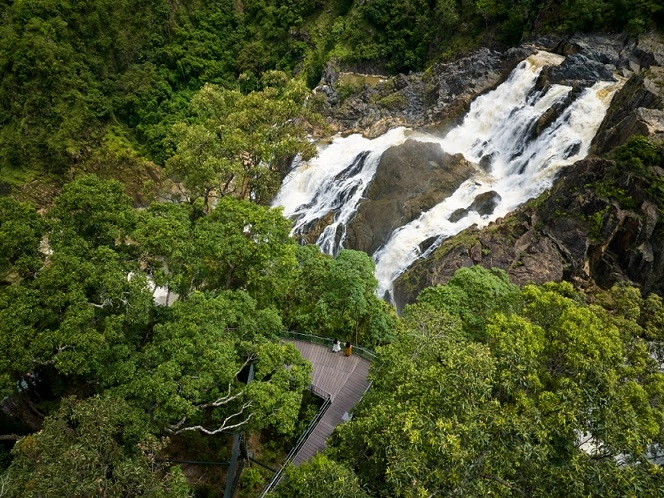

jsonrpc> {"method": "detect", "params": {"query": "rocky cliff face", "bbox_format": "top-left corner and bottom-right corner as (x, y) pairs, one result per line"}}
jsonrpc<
(309, 32), (664, 308)
(393, 155), (664, 312)
(315, 46), (535, 137)
(391, 33), (664, 310)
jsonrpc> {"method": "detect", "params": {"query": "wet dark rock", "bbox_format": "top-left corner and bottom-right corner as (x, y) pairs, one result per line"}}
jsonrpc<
(344, 140), (475, 255)
(418, 236), (439, 254)
(470, 191), (502, 216)
(563, 142), (582, 159)
(479, 153), (495, 172)
(540, 53), (616, 87)
(296, 211), (336, 246)
(530, 86), (584, 140)
(548, 33), (638, 71)
(449, 208), (468, 223)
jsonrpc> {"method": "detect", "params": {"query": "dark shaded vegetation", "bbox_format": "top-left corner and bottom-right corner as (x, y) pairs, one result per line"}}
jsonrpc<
(1, 0), (662, 187)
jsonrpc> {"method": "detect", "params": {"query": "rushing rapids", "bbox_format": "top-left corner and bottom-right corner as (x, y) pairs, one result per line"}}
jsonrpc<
(274, 51), (623, 302)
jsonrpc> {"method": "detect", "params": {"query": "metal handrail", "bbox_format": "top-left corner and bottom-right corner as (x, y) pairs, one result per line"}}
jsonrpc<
(281, 330), (377, 361)
(259, 386), (332, 497)
(259, 333), (377, 496)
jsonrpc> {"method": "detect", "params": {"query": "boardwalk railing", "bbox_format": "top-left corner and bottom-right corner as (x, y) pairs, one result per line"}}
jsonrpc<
(281, 330), (377, 361)
(258, 385), (332, 497)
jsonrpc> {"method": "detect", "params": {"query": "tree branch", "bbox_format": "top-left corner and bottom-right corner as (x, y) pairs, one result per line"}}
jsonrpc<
(198, 385), (244, 409)
(166, 401), (254, 435)
(480, 474), (526, 497)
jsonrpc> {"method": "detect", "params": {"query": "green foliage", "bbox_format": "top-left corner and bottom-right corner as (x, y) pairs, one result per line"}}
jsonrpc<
(0, 244), (154, 397)
(377, 92), (407, 111)
(0, 198), (45, 280)
(0, 0), (244, 174)
(614, 135), (663, 169)
(549, 0), (663, 33)
(327, 270), (664, 497)
(359, 0), (433, 72)
(0, 174), (318, 452)
(415, 265), (520, 340)
(613, 136), (664, 214)
(586, 205), (610, 241)
(166, 76), (319, 206)
(590, 180), (636, 209)
(48, 174), (137, 249)
(114, 291), (311, 436)
(1, 396), (190, 498)
(335, 79), (365, 102)
(285, 247), (396, 346)
(271, 454), (370, 497)
(1, 0), (663, 188)
(133, 196), (298, 306)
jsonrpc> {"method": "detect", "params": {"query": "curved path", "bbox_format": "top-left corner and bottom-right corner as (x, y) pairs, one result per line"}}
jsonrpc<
(285, 340), (371, 465)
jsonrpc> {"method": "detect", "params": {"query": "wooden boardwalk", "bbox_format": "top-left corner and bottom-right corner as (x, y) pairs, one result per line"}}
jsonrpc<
(285, 340), (371, 465)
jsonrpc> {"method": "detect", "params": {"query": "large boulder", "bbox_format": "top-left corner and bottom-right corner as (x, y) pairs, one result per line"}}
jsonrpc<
(544, 33), (638, 71)
(538, 53), (617, 87)
(344, 140), (475, 255)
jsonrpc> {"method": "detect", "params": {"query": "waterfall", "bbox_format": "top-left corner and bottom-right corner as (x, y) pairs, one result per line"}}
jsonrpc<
(274, 127), (412, 254)
(273, 51), (623, 302)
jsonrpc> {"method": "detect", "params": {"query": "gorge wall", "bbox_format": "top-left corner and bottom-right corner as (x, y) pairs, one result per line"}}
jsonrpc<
(392, 34), (664, 311)
(278, 32), (664, 310)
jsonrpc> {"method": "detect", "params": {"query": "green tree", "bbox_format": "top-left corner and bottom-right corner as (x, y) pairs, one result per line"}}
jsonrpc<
(285, 247), (396, 346)
(0, 244), (153, 399)
(415, 265), (520, 340)
(190, 197), (298, 305)
(1, 396), (190, 498)
(270, 454), (370, 498)
(0, 198), (44, 281)
(132, 202), (197, 302)
(132, 196), (300, 306)
(328, 273), (664, 497)
(166, 73), (318, 208)
(0, 179), (151, 401)
(115, 291), (311, 437)
(48, 174), (137, 250)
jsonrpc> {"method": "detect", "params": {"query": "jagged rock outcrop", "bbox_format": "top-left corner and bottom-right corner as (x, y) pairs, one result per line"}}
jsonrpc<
(592, 66), (664, 153)
(539, 53), (617, 87)
(393, 156), (664, 312)
(315, 46), (536, 137)
(345, 140), (475, 255)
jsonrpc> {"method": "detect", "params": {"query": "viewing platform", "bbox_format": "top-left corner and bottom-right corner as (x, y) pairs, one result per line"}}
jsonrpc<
(285, 339), (372, 464)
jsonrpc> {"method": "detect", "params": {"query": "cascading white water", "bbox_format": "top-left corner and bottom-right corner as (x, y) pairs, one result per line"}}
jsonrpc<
(274, 127), (412, 254)
(374, 53), (622, 299)
(273, 51), (623, 302)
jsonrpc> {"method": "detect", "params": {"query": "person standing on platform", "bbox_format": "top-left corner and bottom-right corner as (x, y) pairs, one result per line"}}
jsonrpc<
(332, 338), (341, 353)
(344, 341), (353, 356)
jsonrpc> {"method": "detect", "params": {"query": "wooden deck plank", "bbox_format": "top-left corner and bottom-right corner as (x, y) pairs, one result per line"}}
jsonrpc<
(285, 340), (371, 466)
